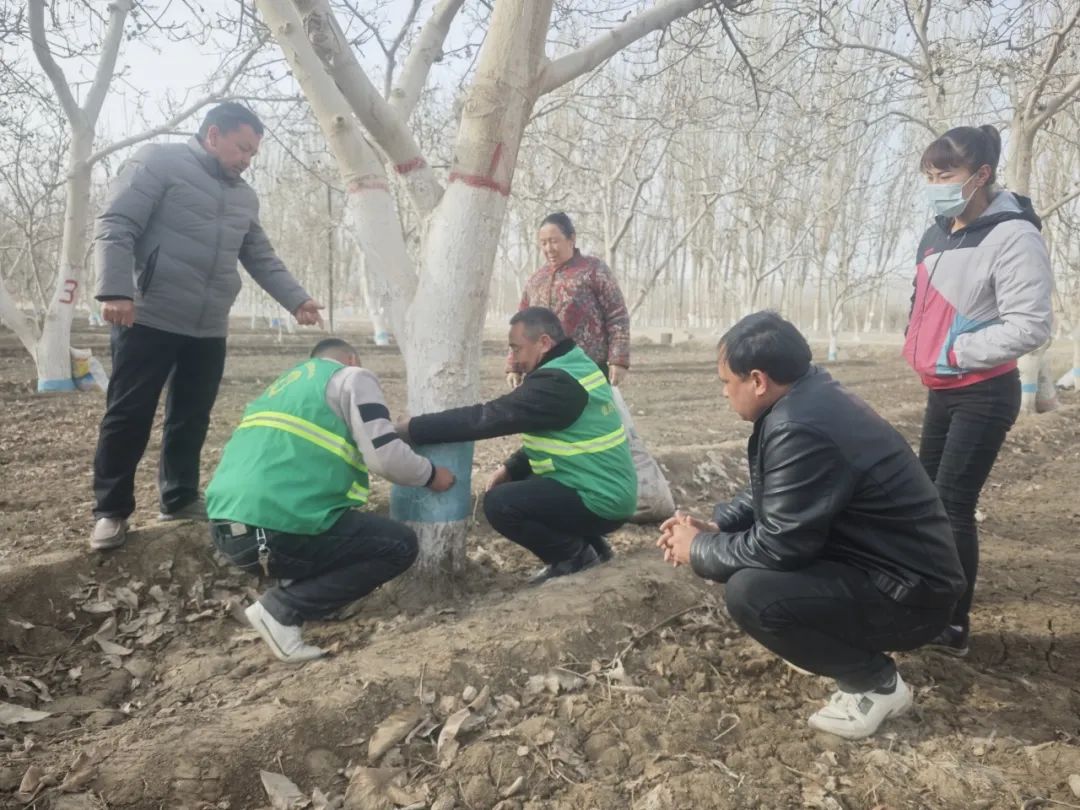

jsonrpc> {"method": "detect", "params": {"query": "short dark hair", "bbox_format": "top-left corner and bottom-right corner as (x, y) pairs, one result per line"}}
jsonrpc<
(310, 338), (356, 359)
(510, 306), (567, 342)
(718, 311), (811, 384)
(198, 102), (265, 139)
(920, 125), (1002, 184)
(539, 212), (575, 239)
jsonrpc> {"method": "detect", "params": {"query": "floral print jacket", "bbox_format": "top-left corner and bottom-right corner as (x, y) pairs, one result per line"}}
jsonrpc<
(507, 250), (631, 373)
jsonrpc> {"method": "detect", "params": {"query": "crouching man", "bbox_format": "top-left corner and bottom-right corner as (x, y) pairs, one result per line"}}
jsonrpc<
(206, 339), (455, 663)
(658, 312), (965, 739)
(399, 307), (637, 585)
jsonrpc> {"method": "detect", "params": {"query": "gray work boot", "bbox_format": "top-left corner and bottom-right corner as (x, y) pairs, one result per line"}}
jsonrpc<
(158, 495), (208, 522)
(90, 517), (128, 551)
(244, 602), (325, 664)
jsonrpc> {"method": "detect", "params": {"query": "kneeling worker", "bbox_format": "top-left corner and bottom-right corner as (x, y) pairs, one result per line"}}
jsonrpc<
(206, 338), (455, 663)
(658, 312), (965, 739)
(399, 307), (636, 585)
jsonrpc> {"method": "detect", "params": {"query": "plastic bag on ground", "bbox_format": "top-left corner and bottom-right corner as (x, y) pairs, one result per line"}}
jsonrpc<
(611, 387), (675, 524)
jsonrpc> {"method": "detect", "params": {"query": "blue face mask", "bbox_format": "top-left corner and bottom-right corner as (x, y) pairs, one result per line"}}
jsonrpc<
(924, 174), (977, 218)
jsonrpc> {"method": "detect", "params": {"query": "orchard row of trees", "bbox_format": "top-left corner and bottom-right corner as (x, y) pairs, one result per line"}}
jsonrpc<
(1, 0), (1079, 567)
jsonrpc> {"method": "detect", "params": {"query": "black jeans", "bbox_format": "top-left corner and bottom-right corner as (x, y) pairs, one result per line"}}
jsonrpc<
(483, 476), (624, 564)
(724, 561), (952, 692)
(918, 370), (1021, 627)
(93, 324), (226, 518)
(211, 510), (418, 626)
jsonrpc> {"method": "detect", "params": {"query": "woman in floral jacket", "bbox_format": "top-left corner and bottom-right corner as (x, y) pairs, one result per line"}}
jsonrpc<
(506, 213), (630, 387)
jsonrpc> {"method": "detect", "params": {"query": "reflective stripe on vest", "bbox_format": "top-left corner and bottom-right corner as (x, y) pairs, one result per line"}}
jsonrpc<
(521, 424), (627, 457)
(237, 410), (368, 472)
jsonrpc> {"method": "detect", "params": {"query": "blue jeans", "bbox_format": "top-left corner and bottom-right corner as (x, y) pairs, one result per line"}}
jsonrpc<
(918, 370), (1021, 627)
(211, 510), (418, 626)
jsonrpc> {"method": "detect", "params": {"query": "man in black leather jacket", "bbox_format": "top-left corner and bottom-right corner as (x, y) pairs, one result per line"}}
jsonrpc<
(658, 312), (965, 740)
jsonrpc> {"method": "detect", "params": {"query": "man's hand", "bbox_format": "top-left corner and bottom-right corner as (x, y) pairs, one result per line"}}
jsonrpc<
(101, 299), (135, 327)
(486, 465), (511, 492)
(395, 417), (411, 442)
(659, 510), (717, 536)
(506, 372), (523, 389)
(608, 364), (629, 386)
(657, 512), (710, 568)
(427, 465), (456, 492)
(293, 299), (325, 327)
(657, 521), (699, 567)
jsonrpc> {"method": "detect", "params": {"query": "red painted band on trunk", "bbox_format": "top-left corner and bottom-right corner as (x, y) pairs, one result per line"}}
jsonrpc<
(347, 176), (390, 193)
(395, 156), (426, 175)
(448, 171), (510, 196)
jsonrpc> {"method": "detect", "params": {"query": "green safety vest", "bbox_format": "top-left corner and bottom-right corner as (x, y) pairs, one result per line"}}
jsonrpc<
(206, 358), (369, 534)
(522, 346), (637, 520)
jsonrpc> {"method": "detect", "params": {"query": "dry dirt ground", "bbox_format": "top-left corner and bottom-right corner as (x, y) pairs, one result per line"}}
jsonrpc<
(1, 325), (1078, 810)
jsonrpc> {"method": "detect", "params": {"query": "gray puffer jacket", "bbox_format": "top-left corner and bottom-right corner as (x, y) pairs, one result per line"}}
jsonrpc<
(94, 137), (310, 338)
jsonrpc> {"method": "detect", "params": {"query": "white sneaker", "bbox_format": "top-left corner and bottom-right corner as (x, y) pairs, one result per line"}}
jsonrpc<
(90, 517), (128, 551)
(244, 602), (325, 664)
(807, 672), (913, 740)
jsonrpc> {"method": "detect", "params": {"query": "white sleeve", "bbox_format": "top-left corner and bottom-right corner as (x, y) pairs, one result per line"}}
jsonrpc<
(326, 367), (434, 487)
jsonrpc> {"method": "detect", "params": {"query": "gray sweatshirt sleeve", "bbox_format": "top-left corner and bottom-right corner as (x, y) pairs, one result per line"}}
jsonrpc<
(238, 213), (311, 315)
(94, 145), (168, 300)
(952, 228), (1053, 369)
(326, 367), (435, 487)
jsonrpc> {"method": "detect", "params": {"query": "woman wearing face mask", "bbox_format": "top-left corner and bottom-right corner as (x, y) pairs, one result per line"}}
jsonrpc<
(903, 125), (1053, 656)
(506, 213), (630, 388)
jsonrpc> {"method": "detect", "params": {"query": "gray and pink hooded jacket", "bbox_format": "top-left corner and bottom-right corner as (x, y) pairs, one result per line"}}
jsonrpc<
(902, 191), (1053, 390)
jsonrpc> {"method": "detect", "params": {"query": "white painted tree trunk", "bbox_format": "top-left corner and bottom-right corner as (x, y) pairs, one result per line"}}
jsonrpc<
(36, 130), (94, 391)
(358, 253), (394, 345)
(827, 309), (842, 361)
(1008, 115), (1060, 415)
(1056, 327), (1080, 390)
(256, 0), (712, 581)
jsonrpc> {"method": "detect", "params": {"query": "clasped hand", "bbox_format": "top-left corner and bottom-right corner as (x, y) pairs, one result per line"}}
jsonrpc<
(656, 511), (716, 567)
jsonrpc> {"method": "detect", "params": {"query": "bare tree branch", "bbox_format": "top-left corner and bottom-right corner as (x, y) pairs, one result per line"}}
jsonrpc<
(629, 190), (724, 316)
(383, 0), (424, 98)
(389, 0), (465, 119)
(537, 0), (718, 97)
(85, 38), (269, 166)
(82, 0), (133, 121)
(294, 0), (443, 214)
(27, 0), (82, 124)
(1024, 2), (1080, 124)
(1040, 184), (1080, 221)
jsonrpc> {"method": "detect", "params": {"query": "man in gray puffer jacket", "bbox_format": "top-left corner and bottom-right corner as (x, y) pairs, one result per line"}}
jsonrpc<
(90, 102), (323, 551)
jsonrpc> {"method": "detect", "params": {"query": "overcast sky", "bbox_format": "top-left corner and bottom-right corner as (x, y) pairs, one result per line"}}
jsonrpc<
(25, 0), (431, 143)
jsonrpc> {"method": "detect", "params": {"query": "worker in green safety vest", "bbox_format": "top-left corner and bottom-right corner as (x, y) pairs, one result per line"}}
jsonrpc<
(398, 307), (637, 585)
(206, 338), (456, 663)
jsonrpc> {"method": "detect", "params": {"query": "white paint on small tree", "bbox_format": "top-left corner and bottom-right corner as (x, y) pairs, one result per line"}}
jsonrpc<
(29, 0), (131, 391)
(1, 2), (267, 391)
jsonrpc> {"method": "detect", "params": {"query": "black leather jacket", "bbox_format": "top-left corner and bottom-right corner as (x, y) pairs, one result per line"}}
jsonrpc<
(690, 367), (965, 607)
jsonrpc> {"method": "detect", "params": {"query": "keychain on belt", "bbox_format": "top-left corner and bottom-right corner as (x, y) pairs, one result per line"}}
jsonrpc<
(255, 528), (270, 577)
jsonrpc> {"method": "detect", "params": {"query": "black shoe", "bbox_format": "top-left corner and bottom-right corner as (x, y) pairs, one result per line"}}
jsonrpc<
(586, 536), (615, 563)
(926, 624), (969, 657)
(527, 544), (600, 586)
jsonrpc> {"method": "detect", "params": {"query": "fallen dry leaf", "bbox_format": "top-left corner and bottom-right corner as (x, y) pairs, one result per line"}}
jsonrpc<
(59, 752), (97, 792)
(368, 707), (425, 764)
(94, 638), (134, 657)
(260, 769), (310, 809)
(0, 701), (52, 724)
(343, 767), (399, 810)
(19, 764), (44, 794)
(500, 775), (524, 798)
